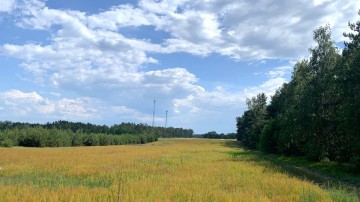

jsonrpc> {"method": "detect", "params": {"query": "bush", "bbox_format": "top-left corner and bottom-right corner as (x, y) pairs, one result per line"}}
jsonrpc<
(72, 133), (84, 146)
(0, 138), (13, 147)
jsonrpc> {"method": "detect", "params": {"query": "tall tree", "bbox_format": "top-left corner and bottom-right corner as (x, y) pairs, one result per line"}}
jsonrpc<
(338, 10), (360, 169)
(304, 25), (340, 160)
(237, 93), (267, 149)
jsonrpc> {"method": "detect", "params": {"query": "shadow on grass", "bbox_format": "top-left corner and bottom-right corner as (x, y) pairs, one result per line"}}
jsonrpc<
(221, 140), (360, 197)
(222, 140), (242, 149)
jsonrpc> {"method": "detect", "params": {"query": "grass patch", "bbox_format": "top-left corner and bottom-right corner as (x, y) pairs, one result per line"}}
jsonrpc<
(222, 140), (360, 186)
(263, 153), (360, 186)
(0, 173), (112, 189)
(223, 141), (360, 200)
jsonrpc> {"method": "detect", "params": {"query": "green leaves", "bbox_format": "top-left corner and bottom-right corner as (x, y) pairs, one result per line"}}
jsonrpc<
(237, 11), (360, 173)
(237, 93), (267, 149)
(0, 126), (159, 147)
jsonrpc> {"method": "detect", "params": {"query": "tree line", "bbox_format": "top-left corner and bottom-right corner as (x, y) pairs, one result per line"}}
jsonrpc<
(0, 127), (158, 147)
(0, 120), (194, 147)
(236, 12), (360, 173)
(194, 131), (236, 139)
(0, 120), (193, 138)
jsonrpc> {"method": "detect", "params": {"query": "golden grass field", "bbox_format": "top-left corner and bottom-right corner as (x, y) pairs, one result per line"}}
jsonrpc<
(0, 138), (358, 201)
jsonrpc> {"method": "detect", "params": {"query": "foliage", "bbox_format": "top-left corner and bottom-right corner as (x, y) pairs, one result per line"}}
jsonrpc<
(0, 120), (193, 138)
(236, 12), (360, 173)
(337, 10), (360, 171)
(0, 126), (158, 147)
(0, 138), (13, 147)
(194, 131), (236, 139)
(236, 93), (267, 149)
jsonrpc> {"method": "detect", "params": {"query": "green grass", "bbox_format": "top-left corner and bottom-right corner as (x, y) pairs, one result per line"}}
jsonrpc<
(0, 173), (112, 189)
(224, 141), (360, 199)
(225, 140), (360, 186)
(263, 153), (360, 186)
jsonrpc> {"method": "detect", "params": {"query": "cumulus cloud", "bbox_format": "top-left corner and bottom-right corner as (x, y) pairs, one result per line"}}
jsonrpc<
(0, 89), (164, 125)
(87, 4), (159, 30)
(0, 89), (101, 120)
(173, 67), (289, 115)
(8, 0), (357, 60)
(172, 63), (292, 119)
(136, 0), (358, 59)
(0, 0), (358, 132)
(1, 89), (43, 103)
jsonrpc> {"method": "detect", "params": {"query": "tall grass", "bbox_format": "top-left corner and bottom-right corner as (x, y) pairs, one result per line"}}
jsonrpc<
(0, 139), (358, 201)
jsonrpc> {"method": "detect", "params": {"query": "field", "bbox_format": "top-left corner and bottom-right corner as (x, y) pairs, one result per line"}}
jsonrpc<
(0, 138), (358, 201)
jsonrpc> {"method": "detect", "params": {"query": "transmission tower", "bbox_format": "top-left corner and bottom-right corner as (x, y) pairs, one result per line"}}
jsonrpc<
(152, 100), (156, 127)
(165, 110), (168, 128)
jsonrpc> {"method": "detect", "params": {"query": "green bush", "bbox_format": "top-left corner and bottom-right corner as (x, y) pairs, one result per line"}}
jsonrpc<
(0, 138), (13, 147)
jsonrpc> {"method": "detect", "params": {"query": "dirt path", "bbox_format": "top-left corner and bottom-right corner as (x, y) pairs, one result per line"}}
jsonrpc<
(274, 160), (360, 196)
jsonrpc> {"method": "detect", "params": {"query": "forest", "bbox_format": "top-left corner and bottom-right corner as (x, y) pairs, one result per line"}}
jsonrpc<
(194, 131), (237, 139)
(236, 13), (360, 173)
(0, 120), (193, 147)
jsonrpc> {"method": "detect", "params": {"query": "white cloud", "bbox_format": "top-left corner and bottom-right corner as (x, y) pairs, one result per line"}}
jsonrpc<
(57, 98), (99, 119)
(0, 0), (358, 132)
(1, 89), (43, 103)
(268, 70), (285, 79)
(11, 0), (357, 60)
(0, 0), (16, 13)
(0, 89), (166, 126)
(0, 90), (101, 119)
(267, 66), (293, 79)
(87, 4), (158, 30)
(111, 105), (163, 123)
(3, 0), (357, 75)
(172, 63), (292, 119)
(0, 89), (49, 116)
(137, 0), (358, 59)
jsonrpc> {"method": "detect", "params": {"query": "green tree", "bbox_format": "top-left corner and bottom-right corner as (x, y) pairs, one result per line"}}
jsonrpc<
(337, 11), (360, 170)
(236, 93), (267, 149)
(301, 26), (340, 160)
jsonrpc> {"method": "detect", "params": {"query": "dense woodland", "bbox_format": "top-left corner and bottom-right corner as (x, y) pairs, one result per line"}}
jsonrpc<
(0, 120), (193, 147)
(194, 131), (236, 139)
(236, 14), (360, 173)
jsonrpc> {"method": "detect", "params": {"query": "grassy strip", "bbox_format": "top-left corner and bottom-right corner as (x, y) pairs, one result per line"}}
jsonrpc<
(261, 153), (360, 187)
(0, 173), (112, 189)
(225, 141), (359, 200)
(227, 141), (360, 187)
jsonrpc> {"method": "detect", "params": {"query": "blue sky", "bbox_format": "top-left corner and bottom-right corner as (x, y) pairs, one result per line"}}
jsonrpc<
(0, 0), (358, 133)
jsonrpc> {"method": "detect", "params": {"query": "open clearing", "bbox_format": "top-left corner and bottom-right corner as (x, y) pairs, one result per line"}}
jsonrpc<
(0, 138), (358, 201)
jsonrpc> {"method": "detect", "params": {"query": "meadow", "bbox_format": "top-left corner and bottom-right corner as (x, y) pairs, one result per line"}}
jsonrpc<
(0, 138), (358, 201)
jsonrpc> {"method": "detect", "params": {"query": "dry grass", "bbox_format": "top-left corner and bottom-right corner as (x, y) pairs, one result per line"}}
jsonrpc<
(0, 138), (357, 201)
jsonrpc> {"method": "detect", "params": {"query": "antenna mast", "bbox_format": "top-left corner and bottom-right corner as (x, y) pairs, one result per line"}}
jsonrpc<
(165, 110), (168, 128)
(152, 100), (156, 127)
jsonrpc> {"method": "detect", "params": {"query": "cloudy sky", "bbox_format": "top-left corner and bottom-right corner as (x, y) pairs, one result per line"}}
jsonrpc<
(0, 0), (358, 133)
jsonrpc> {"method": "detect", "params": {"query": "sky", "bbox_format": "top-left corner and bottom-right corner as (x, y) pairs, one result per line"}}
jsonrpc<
(0, 0), (358, 134)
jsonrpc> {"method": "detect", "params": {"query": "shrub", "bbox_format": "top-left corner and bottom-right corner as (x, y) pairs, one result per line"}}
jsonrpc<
(0, 138), (13, 147)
